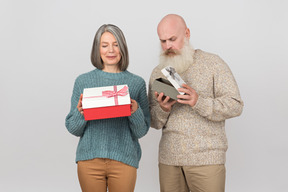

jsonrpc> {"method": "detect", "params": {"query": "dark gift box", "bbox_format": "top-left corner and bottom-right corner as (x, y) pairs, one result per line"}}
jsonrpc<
(151, 78), (180, 100)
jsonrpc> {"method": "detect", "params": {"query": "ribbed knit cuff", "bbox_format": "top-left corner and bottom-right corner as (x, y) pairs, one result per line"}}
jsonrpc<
(157, 105), (171, 119)
(74, 108), (86, 122)
(129, 106), (144, 124)
(68, 108), (87, 136)
(128, 106), (148, 138)
(192, 95), (212, 118)
(150, 104), (171, 129)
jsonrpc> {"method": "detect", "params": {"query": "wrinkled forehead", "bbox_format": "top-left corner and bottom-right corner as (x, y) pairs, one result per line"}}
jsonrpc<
(157, 19), (186, 40)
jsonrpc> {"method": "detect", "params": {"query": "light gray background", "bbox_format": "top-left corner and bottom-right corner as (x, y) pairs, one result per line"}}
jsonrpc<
(1, 0), (287, 191)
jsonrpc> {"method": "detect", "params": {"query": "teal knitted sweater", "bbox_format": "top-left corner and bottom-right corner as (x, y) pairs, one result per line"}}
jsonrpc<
(65, 69), (150, 168)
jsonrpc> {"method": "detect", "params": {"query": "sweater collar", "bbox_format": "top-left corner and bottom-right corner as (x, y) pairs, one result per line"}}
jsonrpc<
(94, 68), (129, 80)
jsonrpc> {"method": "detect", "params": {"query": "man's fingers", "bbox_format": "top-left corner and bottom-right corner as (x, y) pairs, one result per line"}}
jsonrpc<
(181, 84), (192, 90)
(170, 100), (177, 105)
(177, 99), (189, 105)
(156, 92), (164, 102)
(163, 96), (170, 103)
(178, 88), (191, 95)
(177, 94), (191, 100)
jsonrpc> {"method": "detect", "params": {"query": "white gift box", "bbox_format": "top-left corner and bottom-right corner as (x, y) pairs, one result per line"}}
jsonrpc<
(82, 84), (131, 120)
(161, 66), (186, 95)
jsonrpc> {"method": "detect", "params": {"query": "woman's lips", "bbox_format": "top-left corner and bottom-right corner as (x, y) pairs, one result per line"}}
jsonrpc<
(106, 56), (116, 59)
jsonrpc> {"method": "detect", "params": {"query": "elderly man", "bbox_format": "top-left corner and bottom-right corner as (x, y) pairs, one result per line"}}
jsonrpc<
(148, 14), (244, 192)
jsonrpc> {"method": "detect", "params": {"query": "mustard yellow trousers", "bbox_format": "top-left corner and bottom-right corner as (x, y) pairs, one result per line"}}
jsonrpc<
(77, 158), (137, 192)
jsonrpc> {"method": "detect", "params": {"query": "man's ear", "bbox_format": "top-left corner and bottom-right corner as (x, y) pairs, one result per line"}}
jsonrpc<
(185, 28), (190, 38)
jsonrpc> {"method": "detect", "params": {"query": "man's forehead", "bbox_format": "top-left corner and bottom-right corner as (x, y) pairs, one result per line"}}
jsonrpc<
(158, 29), (180, 40)
(158, 23), (182, 39)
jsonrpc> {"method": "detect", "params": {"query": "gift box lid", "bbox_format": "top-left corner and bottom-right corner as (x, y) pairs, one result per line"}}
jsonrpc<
(161, 66), (186, 95)
(82, 85), (130, 109)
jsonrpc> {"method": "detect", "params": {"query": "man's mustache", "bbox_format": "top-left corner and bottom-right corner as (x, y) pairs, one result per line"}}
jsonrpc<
(162, 49), (181, 56)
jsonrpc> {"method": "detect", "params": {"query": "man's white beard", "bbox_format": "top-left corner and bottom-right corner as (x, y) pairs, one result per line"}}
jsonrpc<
(158, 40), (195, 74)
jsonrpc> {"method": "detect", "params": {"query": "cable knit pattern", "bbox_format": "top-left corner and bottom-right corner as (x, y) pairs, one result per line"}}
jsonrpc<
(148, 49), (243, 166)
(66, 69), (150, 168)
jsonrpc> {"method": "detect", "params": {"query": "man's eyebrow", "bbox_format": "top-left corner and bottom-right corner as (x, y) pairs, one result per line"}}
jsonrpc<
(169, 36), (176, 40)
(160, 36), (176, 42)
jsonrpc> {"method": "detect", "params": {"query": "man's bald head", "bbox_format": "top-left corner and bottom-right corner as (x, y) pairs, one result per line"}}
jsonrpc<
(157, 14), (190, 52)
(157, 14), (187, 34)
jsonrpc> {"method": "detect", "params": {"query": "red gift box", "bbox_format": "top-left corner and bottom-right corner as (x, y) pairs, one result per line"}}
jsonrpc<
(82, 85), (131, 120)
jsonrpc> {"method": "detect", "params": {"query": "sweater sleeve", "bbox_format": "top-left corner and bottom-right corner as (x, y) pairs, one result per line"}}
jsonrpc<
(192, 56), (244, 121)
(128, 79), (150, 138)
(65, 77), (87, 137)
(148, 69), (171, 130)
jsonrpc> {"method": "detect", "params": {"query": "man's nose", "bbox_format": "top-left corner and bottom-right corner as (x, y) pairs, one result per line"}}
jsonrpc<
(165, 41), (172, 50)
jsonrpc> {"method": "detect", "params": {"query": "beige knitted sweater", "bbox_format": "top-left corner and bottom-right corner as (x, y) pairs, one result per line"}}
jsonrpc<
(148, 49), (244, 166)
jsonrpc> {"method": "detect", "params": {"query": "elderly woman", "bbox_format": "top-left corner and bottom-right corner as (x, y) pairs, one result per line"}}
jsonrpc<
(65, 24), (150, 192)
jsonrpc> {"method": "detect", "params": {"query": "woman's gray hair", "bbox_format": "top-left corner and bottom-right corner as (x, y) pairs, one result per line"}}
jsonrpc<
(91, 24), (129, 71)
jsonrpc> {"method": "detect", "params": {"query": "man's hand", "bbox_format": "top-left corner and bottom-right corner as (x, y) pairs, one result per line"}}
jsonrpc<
(77, 94), (84, 115)
(155, 92), (176, 112)
(177, 84), (198, 107)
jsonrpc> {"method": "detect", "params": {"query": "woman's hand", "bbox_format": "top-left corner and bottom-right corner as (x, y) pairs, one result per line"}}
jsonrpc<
(77, 94), (84, 115)
(130, 99), (138, 114)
